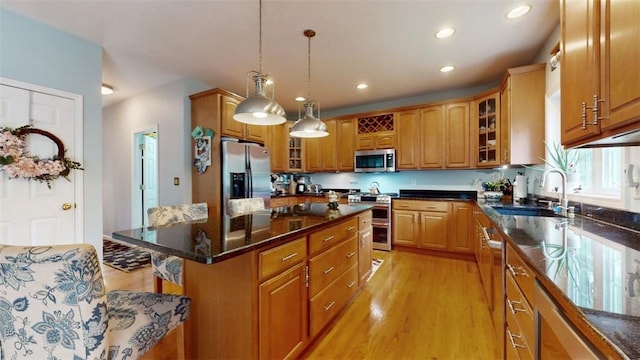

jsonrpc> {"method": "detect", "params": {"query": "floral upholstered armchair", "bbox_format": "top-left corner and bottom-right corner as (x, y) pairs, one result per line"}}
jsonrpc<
(0, 244), (190, 360)
(147, 202), (208, 292)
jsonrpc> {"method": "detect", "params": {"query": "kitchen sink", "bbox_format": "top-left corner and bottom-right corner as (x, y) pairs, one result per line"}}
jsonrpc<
(490, 205), (560, 217)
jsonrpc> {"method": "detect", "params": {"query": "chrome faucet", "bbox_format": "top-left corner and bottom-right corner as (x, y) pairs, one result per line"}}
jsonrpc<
(539, 168), (571, 217)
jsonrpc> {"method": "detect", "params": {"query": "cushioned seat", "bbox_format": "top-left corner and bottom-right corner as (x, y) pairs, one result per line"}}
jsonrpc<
(0, 243), (190, 360)
(147, 202), (208, 292)
(228, 198), (265, 217)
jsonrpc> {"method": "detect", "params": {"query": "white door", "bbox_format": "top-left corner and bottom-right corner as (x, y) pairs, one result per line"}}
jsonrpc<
(0, 84), (79, 245)
(142, 132), (158, 225)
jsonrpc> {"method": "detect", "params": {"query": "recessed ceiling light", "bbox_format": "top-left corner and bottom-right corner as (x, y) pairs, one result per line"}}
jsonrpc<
(435, 27), (455, 39)
(506, 4), (531, 19)
(101, 84), (114, 95)
(440, 65), (455, 73)
(295, 96), (306, 102)
(356, 83), (368, 90)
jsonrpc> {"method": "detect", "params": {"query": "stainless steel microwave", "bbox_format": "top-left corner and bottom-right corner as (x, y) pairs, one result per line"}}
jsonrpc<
(354, 149), (396, 173)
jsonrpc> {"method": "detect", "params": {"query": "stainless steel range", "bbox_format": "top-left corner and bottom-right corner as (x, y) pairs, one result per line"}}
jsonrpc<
(348, 193), (395, 251)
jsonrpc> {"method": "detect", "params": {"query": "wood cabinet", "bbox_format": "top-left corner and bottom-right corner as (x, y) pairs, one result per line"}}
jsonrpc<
(266, 123), (286, 172)
(473, 92), (501, 167)
(392, 200), (451, 251)
(284, 122), (304, 172)
(304, 119), (337, 172)
(505, 243), (535, 359)
(356, 113), (395, 150)
(357, 211), (373, 285)
(444, 102), (471, 168)
(561, 0), (640, 147)
(420, 105), (445, 168)
(500, 64), (546, 165)
(449, 202), (473, 254)
(396, 109), (420, 169)
(337, 118), (356, 171)
(219, 92), (265, 143)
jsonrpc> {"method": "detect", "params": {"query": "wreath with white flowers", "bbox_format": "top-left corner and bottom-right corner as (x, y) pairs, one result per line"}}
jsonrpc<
(0, 125), (83, 188)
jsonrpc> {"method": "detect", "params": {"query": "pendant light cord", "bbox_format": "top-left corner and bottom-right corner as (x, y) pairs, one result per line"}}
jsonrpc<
(304, 29), (316, 100)
(258, 0), (263, 74)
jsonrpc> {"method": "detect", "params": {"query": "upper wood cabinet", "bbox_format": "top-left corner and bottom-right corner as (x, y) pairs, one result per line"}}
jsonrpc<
(285, 122), (304, 173)
(356, 113), (395, 150)
(444, 102), (471, 168)
(396, 109), (421, 169)
(419, 105), (445, 168)
(220, 92), (266, 143)
(561, 0), (640, 147)
(304, 119), (338, 172)
(265, 123), (286, 173)
(337, 118), (356, 171)
(500, 64), (546, 165)
(473, 92), (501, 168)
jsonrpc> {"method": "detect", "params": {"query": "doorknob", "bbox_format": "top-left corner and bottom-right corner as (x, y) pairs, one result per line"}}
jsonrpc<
(62, 203), (73, 210)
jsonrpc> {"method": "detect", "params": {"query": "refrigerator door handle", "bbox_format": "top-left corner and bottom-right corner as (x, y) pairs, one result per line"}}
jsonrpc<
(246, 147), (253, 198)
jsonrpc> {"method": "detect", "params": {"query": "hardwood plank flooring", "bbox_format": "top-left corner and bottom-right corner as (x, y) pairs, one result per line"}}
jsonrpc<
(102, 250), (498, 359)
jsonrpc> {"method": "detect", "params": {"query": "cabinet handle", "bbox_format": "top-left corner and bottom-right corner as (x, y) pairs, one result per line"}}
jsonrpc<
(507, 299), (526, 314)
(400, 205), (410, 208)
(362, 219), (370, 224)
(507, 264), (529, 278)
(323, 266), (335, 275)
(324, 301), (336, 311)
(323, 235), (335, 242)
(507, 329), (526, 349)
(581, 101), (588, 130)
(582, 95), (606, 130)
(347, 226), (356, 231)
(347, 252), (356, 258)
(280, 252), (298, 262)
(425, 206), (437, 209)
(503, 149), (509, 162)
(348, 280), (357, 288)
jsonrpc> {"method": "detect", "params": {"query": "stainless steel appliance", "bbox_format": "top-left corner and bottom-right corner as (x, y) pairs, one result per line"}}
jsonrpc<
(348, 193), (394, 251)
(222, 140), (271, 215)
(354, 149), (396, 173)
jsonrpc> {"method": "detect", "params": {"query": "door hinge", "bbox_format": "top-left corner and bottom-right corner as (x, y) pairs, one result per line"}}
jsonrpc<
(305, 265), (309, 288)
(139, 184), (145, 191)
(139, 143), (145, 151)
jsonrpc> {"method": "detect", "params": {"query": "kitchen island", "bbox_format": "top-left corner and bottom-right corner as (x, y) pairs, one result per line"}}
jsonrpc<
(113, 203), (372, 359)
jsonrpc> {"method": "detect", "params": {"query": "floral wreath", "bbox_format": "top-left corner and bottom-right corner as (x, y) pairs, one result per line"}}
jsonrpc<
(0, 125), (83, 188)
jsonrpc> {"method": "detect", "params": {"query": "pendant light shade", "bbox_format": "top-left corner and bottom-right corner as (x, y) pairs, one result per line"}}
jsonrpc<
(291, 29), (328, 138)
(233, 0), (286, 125)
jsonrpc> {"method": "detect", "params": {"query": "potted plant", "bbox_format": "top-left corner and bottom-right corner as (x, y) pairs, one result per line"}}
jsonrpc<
(482, 174), (508, 201)
(528, 141), (582, 189)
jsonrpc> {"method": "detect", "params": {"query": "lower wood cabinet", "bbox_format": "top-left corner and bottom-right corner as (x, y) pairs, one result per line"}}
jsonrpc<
(357, 211), (373, 285)
(392, 200), (472, 255)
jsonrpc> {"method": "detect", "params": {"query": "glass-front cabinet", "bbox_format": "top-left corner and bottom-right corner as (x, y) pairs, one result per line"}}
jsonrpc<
(474, 92), (500, 167)
(285, 122), (303, 172)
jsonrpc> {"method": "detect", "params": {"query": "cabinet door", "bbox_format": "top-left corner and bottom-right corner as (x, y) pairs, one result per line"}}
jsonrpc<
(285, 123), (304, 172)
(420, 105), (444, 168)
(220, 95), (245, 138)
(474, 94), (499, 167)
(450, 202), (473, 254)
(266, 124), (286, 172)
(322, 119), (338, 171)
(600, 0), (640, 131)
(396, 110), (420, 169)
(392, 210), (418, 247)
(358, 226), (372, 284)
(337, 119), (355, 171)
(445, 102), (471, 168)
(246, 124), (266, 143)
(560, 0), (601, 145)
(419, 212), (448, 250)
(304, 138), (322, 172)
(259, 263), (308, 360)
(375, 132), (395, 149)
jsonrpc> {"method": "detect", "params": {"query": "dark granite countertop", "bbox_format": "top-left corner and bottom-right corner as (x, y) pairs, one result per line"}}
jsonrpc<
(479, 203), (640, 358)
(113, 203), (371, 265)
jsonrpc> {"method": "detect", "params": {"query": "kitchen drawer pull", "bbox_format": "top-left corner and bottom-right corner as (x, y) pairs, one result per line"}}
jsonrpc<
(323, 266), (335, 275)
(347, 226), (356, 231)
(348, 280), (357, 288)
(323, 235), (335, 242)
(507, 299), (526, 314)
(426, 206), (437, 209)
(324, 301), (336, 311)
(362, 232), (370, 238)
(346, 252), (356, 258)
(507, 329), (526, 349)
(507, 264), (529, 278)
(280, 252), (298, 262)
(362, 219), (370, 224)
(400, 205), (410, 208)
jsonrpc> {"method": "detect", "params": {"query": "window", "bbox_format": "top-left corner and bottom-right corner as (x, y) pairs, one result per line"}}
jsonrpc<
(572, 147), (622, 198)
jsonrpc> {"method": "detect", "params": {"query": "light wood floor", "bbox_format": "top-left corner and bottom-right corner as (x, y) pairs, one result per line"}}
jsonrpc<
(102, 250), (498, 359)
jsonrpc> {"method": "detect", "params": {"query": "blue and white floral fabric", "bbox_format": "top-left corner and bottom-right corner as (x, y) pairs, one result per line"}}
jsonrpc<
(228, 198), (265, 217)
(147, 203), (208, 288)
(0, 244), (190, 360)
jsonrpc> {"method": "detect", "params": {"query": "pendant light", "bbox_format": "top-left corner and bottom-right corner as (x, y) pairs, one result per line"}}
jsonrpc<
(290, 29), (328, 138)
(233, 0), (286, 125)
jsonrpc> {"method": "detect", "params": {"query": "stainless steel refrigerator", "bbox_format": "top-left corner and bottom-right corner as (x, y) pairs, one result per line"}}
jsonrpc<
(221, 140), (271, 215)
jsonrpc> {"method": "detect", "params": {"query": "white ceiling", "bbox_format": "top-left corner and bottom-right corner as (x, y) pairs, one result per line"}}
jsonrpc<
(1, 0), (559, 114)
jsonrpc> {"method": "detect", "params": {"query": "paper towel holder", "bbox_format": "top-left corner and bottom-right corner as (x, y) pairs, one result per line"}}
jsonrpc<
(627, 164), (639, 188)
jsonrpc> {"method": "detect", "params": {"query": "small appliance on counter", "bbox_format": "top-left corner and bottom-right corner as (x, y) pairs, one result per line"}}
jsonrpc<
(295, 175), (310, 194)
(308, 183), (323, 194)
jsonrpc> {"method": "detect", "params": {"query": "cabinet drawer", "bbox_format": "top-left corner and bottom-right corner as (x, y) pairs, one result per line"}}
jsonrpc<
(308, 218), (358, 255)
(505, 322), (533, 360)
(270, 197), (290, 208)
(309, 264), (359, 337)
(506, 272), (534, 350)
(506, 244), (535, 303)
(358, 211), (372, 230)
(259, 237), (307, 281)
(308, 237), (358, 297)
(392, 199), (449, 212)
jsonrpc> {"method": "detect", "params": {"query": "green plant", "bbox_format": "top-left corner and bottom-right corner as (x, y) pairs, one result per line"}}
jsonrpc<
(529, 141), (581, 173)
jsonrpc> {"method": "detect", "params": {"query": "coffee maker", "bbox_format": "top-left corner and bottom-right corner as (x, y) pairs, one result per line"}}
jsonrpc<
(295, 175), (310, 194)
